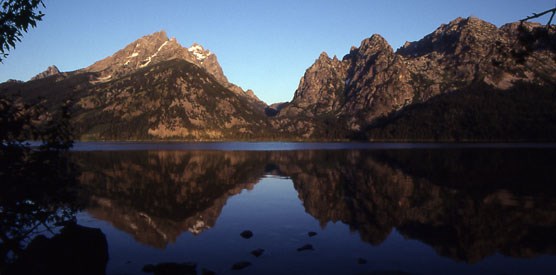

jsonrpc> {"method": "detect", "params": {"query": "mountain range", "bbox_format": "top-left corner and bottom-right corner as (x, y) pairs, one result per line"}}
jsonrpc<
(1, 17), (555, 141)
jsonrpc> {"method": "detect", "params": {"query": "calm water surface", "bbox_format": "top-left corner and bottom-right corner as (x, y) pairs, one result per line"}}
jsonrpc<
(6, 143), (556, 274)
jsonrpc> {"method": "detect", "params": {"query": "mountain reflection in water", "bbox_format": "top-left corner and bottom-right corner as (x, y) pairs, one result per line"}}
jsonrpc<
(77, 151), (264, 248)
(74, 148), (556, 266)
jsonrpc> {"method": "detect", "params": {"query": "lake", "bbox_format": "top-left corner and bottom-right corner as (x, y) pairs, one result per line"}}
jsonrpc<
(3, 143), (556, 274)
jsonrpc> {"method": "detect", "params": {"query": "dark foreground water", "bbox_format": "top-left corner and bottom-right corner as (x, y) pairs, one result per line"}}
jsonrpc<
(3, 143), (556, 274)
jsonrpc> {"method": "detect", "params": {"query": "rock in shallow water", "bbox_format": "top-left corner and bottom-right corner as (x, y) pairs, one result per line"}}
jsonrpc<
(231, 261), (251, 270)
(357, 257), (367, 264)
(240, 230), (253, 239)
(251, 248), (265, 257)
(296, 244), (314, 252)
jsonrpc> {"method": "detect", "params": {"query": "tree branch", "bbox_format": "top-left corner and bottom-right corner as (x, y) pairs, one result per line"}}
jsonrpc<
(520, 8), (556, 27)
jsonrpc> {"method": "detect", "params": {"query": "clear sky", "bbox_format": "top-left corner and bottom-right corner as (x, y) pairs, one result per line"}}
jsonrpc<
(0, 0), (553, 104)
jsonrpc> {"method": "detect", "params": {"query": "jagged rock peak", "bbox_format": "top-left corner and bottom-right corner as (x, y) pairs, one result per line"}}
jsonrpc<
(315, 51), (344, 65)
(136, 30), (170, 45)
(133, 30), (177, 51)
(188, 43), (212, 62)
(84, 30), (180, 74)
(277, 47), (348, 119)
(304, 51), (345, 74)
(447, 16), (496, 29)
(360, 34), (391, 50)
(435, 16), (498, 38)
(245, 89), (256, 98)
(145, 30), (168, 41)
(83, 30), (234, 86)
(317, 52), (340, 62)
(397, 16), (498, 57)
(31, 65), (60, 81)
(313, 51), (334, 66)
(344, 34), (393, 61)
(499, 20), (544, 35)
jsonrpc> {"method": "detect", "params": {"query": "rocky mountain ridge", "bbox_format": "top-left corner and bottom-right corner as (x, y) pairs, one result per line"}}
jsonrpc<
(1, 17), (555, 141)
(1, 30), (273, 140)
(278, 17), (556, 136)
(82, 31), (225, 84)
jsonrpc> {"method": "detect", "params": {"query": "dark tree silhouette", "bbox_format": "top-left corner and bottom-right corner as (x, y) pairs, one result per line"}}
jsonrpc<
(0, 0), (45, 62)
(0, 95), (74, 150)
(0, 0), (74, 150)
(0, 4), (84, 272)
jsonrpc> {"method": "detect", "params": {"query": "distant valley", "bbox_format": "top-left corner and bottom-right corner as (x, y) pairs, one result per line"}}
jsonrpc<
(2, 17), (555, 141)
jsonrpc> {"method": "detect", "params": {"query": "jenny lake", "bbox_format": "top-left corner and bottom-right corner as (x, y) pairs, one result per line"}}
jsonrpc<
(3, 143), (556, 274)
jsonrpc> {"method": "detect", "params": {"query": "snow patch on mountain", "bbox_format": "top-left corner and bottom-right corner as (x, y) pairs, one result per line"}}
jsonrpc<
(140, 40), (169, 68)
(188, 44), (211, 61)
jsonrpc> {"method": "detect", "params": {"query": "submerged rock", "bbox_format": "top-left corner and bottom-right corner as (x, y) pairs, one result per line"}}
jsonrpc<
(357, 257), (367, 264)
(296, 244), (314, 252)
(240, 230), (253, 239)
(7, 223), (109, 275)
(231, 261), (251, 270)
(251, 248), (265, 257)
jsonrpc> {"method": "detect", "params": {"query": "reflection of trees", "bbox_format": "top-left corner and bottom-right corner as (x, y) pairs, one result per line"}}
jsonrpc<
(0, 64), (102, 272)
(0, 148), (82, 272)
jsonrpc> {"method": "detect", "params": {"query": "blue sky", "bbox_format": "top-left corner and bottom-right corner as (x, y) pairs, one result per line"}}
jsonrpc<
(1, 0), (553, 104)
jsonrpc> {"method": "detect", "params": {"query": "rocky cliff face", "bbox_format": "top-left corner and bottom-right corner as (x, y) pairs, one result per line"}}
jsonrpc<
(341, 35), (414, 129)
(280, 52), (347, 118)
(398, 17), (555, 99)
(187, 43), (228, 85)
(279, 17), (556, 134)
